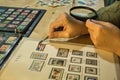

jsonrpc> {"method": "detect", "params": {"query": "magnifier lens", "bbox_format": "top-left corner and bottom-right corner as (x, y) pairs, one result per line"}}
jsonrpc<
(71, 8), (96, 18)
(70, 6), (98, 21)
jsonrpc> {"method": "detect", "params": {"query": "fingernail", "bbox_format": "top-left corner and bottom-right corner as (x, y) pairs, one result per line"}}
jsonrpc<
(90, 19), (97, 22)
(90, 19), (95, 22)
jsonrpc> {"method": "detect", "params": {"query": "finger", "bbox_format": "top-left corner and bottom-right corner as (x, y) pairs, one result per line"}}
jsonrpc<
(86, 19), (112, 28)
(51, 31), (69, 38)
(86, 19), (102, 30)
(87, 27), (94, 33)
(88, 29), (95, 39)
(88, 31), (96, 46)
(49, 21), (64, 33)
(89, 19), (109, 26)
(87, 28), (96, 44)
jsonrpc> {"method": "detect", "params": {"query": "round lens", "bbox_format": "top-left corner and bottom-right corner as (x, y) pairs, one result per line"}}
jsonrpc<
(71, 8), (96, 18)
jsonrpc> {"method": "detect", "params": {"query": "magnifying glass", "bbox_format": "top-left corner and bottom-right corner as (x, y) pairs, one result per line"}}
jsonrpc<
(70, 6), (98, 21)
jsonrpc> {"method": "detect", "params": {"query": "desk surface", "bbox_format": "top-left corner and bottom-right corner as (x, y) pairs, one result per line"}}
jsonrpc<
(0, 0), (95, 45)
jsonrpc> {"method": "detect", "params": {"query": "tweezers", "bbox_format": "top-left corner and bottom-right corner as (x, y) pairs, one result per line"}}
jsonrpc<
(39, 36), (48, 43)
(39, 27), (63, 43)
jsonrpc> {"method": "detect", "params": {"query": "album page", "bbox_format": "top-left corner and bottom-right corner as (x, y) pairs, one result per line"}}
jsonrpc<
(0, 38), (119, 80)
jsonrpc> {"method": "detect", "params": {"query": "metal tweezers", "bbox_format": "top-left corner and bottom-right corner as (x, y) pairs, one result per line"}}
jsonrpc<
(39, 27), (63, 43)
(39, 36), (48, 43)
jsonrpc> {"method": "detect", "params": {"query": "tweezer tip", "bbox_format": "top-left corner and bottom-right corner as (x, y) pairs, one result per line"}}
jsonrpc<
(39, 36), (48, 43)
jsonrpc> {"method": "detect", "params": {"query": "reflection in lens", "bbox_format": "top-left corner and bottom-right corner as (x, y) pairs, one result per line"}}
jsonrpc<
(71, 8), (96, 18)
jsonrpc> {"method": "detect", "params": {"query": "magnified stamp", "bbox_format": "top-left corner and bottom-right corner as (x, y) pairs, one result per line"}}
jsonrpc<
(66, 73), (80, 80)
(49, 68), (64, 80)
(57, 48), (69, 57)
(29, 60), (44, 72)
(68, 64), (81, 73)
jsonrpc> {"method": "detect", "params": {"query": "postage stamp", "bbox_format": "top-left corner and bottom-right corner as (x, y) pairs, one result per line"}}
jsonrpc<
(86, 52), (97, 58)
(49, 68), (64, 80)
(86, 59), (97, 66)
(0, 44), (10, 52)
(84, 76), (98, 80)
(57, 48), (69, 57)
(30, 52), (48, 60)
(29, 60), (44, 72)
(70, 57), (82, 64)
(85, 67), (97, 75)
(48, 58), (66, 67)
(66, 73), (80, 80)
(36, 43), (46, 51)
(68, 64), (81, 73)
(72, 50), (83, 56)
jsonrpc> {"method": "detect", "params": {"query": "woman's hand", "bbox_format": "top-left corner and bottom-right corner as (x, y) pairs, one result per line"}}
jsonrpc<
(86, 19), (120, 56)
(49, 12), (88, 38)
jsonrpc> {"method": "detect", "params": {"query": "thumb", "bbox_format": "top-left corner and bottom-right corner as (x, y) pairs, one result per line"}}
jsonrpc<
(86, 19), (102, 30)
(86, 19), (107, 30)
